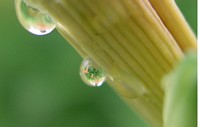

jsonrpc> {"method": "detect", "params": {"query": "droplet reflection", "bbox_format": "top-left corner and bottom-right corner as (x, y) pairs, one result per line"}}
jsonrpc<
(80, 58), (106, 87)
(15, 0), (56, 35)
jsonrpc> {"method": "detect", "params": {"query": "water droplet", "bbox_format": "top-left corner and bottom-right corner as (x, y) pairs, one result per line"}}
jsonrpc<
(80, 58), (106, 87)
(15, 0), (56, 35)
(107, 63), (146, 98)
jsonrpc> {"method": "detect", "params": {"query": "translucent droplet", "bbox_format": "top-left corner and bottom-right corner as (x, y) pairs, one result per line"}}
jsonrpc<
(80, 58), (106, 87)
(15, 0), (56, 35)
(107, 63), (146, 98)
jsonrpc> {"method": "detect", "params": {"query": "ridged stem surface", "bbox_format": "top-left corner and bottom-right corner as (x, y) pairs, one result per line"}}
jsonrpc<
(23, 0), (196, 127)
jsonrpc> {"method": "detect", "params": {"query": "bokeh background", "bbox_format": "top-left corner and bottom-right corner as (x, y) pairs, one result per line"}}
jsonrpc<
(0, 1), (197, 127)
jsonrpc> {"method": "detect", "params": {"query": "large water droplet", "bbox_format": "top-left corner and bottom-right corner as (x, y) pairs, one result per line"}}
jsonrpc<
(80, 58), (106, 87)
(15, 0), (56, 35)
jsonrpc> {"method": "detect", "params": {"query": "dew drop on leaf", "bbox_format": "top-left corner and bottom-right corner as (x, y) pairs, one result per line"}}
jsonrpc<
(80, 58), (106, 87)
(15, 0), (56, 35)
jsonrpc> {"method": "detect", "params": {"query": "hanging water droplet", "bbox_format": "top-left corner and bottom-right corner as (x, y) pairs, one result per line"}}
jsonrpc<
(15, 0), (56, 35)
(80, 58), (106, 87)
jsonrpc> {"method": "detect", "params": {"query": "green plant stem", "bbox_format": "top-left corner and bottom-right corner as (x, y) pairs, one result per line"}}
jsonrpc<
(163, 52), (197, 127)
(149, 0), (197, 51)
(23, 0), (196, 127)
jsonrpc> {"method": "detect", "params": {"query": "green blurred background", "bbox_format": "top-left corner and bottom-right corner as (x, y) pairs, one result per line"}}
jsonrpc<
(0, 1), (196, 127)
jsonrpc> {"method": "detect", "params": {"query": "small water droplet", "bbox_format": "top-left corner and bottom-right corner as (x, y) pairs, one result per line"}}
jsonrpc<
(80, 58), (106, 87)
(15, 0), (56, 35)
